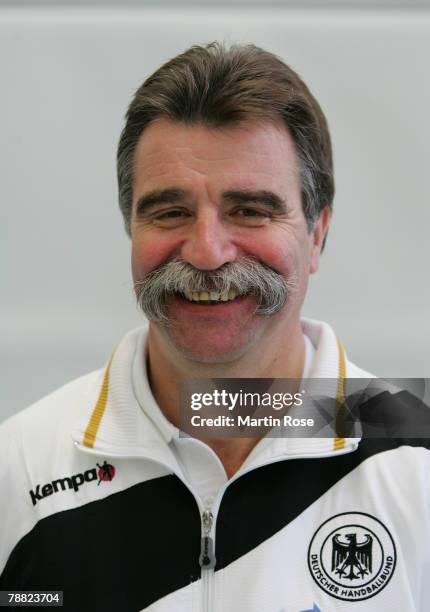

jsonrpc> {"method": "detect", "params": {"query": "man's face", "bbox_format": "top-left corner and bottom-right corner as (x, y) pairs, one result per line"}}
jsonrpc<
(130, 118), (329, 363)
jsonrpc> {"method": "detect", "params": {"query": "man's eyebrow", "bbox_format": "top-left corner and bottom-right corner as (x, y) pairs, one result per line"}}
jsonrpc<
(135, 188), (188, 216)
(222, 189), (288, 212)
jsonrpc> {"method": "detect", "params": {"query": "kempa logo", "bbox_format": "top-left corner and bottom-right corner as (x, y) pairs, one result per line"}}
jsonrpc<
(308, 512), (396, 602)
(29, 461), (116, 506)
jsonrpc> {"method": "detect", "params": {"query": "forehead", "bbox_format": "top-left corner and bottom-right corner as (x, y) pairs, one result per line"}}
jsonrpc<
(132, 118), (300, 190)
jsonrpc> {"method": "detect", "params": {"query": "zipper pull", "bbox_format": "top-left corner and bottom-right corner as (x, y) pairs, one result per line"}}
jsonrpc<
(199, 510), (216, 569)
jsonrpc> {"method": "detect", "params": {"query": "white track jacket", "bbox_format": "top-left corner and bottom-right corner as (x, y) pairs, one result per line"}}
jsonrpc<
(1, 319), (429, 612)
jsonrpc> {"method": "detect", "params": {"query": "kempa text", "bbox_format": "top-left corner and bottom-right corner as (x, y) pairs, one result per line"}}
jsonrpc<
(29, 468), (98, 506)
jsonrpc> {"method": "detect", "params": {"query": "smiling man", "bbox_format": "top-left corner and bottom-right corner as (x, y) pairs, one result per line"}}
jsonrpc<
(1, 42), (429, 612)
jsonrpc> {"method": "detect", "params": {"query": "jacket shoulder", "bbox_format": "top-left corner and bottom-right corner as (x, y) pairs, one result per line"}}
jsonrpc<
(0, 369), (104, 440)
(0, 369), (105, 493)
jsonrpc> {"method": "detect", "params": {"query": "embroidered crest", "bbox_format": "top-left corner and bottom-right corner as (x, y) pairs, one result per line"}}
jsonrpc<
(308, 512), (396, 602)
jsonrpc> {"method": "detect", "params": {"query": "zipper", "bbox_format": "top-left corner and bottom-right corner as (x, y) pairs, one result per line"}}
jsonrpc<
(200, 509), (216, 569)
(200, 508), (216, 612)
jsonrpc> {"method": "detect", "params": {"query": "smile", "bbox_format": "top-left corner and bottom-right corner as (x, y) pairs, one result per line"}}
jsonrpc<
(181, 289), (242, 304)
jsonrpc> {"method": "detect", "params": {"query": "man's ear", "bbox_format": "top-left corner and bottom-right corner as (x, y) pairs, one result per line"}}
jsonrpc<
(309, 206), (331, 274)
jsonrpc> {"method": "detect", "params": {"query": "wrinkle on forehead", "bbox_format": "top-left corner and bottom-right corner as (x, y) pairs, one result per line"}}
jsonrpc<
(132, 118), (301, 210)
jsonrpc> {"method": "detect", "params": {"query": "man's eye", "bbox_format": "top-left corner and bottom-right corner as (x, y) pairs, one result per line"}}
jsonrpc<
(237, 208), (264, 217)
(155, 210), (187, 219)
(232, 208), (271, 225)
(152, 209), (190, 226)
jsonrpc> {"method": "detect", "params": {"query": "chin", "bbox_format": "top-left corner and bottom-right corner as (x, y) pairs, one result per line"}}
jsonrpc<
(161, 325), (258, 365)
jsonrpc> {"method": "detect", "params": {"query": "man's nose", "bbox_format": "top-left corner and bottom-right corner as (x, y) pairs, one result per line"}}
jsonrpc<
(180, 212), (238, 270)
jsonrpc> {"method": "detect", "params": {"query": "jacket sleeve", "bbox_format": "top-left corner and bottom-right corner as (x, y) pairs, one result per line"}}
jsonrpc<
(0, 414), (35, 585)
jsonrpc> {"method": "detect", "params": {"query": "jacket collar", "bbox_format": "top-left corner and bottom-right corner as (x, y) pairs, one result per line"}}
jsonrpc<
(72, 319), (365, 465)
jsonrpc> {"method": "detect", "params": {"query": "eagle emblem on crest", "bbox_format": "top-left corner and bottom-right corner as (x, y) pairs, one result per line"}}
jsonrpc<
(332, 532), (373, 580)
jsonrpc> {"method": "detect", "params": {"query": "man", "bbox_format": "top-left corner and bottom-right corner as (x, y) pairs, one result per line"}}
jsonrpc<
(1, 42), (429, 611)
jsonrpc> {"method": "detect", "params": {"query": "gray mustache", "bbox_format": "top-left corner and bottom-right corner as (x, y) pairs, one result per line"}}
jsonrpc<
(134, 257), (295, 324)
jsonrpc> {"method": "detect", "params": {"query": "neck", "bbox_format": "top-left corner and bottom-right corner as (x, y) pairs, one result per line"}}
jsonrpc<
(146, 319), (305, 478)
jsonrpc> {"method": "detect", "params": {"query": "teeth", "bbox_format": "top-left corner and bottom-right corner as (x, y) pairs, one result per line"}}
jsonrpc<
(182, 290), (240, 303)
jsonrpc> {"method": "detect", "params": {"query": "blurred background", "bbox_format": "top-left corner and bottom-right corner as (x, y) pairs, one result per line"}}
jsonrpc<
(1, 0), (430, 422)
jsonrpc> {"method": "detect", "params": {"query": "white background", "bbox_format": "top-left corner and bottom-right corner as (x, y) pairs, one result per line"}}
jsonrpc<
(2, 2), (430, 422)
